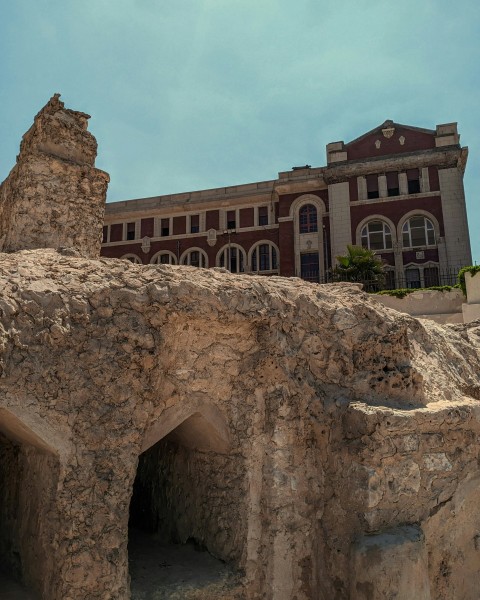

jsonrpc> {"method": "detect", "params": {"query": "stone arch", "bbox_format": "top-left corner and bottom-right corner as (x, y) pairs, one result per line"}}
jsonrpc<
(248, 240), (280, 273)
(0, 407), (66, 598)
(128, 402), (241, 597)
(215, 243), (247, 273)
(397, 209), (440, 248)
(150, 250), (178, 265)
(120, 253), (142, 264)
(141, 402), (231, 454)
(355, 214), (397, 247)
(179, 247), (209, 268)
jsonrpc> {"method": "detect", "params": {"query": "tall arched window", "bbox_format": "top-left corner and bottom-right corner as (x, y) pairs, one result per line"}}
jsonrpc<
(251, 243), (278, 272)
(150, 251), (177, 265)
(217, 245), (245, 273)
(402, 216), (436, 247)
(361, 220), (393, 250)
(299, 204), (318, 233)
(181, 249), (208, 268)
(121, 254), (142, 264)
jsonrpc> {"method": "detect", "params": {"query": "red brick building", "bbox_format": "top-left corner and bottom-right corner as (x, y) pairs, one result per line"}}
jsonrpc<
(101, 120), (472, 289)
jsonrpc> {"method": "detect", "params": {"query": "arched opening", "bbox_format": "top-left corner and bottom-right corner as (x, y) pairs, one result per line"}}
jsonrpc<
(128, 408), (243, 598)
(0, 409), (60, 599)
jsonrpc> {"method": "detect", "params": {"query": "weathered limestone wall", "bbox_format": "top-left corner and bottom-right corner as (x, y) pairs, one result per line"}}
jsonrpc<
(0, 250), (479, 599)
(133, 439), (246, 563)
(0, 434), (60, 597)
(1, 97), (480, 599)
(372, 288), (464, 323)
(0, 94), (109, 257)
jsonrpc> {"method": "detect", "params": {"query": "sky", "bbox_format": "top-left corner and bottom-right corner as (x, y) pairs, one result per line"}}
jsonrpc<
(0, 0), (478, 262)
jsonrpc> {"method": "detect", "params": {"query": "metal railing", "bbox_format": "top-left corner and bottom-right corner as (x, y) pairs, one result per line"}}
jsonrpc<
(299, 269), (460, 292)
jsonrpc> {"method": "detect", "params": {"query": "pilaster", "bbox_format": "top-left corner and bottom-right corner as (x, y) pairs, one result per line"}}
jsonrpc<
(438, 167), (472, 271)
(328, 181), (352, 263)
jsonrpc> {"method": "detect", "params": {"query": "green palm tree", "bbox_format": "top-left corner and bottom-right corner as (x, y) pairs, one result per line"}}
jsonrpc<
(334, 245), (385, 291)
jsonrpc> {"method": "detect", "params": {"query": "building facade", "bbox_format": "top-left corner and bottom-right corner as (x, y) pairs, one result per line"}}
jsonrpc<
(101, 120), (472, 288)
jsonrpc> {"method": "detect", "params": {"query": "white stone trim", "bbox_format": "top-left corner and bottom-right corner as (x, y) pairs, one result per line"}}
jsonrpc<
(248, 240), (280, 273)
(403, 261), (441, 288)
(150, 250), (178, 265)
(397, 209), (440, 249)
(179, 247), (209, 268)
(355, 214), (397, 246)
(215, 243), (247, 272)
(288, 194), (326, 278)
(120, 253), (142, 264)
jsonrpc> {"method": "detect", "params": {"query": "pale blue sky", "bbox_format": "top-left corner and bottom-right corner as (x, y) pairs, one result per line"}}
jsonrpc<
(1, 0), (478, 262)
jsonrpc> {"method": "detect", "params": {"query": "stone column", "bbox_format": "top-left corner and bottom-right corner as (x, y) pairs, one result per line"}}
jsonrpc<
(399, 172), (408, 196)
(420, 167), (430, 193)
(378, 174), (388, 198)
(438, 167), (472, 271)
(328, 181), (352, 263)
(357, 176), (367, 201)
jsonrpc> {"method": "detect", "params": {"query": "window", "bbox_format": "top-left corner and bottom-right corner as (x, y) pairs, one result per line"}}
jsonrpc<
(190, 214), (200, 234)
(251, 243), (278, 272)
(102, 226), (108, 243)
(181, 249), (208, 268)
(407, 169), (420, 194)
(126, 222), (136, 241)
(226, 210), (236, 229)
(386, 172), (399, 197)
(405, 268), (421, 289)
(402, 216), (436, 248)
(300, 253), (320, 282)
(384, 270), (396, 290)
(360, 221), (393, 251)
(366, 174), (379, 199)
(299, 204), (318, 233)
(161, 218), (170, 237)
(121, 254), (142, 264)
(258, 206), (269, 226)
(151, 252), (177, 265)
(218, 245), (245, 273)
(424, 266), (440, 287)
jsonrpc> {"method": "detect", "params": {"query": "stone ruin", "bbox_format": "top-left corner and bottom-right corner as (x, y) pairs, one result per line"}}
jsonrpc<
(0, 96), (480, 600)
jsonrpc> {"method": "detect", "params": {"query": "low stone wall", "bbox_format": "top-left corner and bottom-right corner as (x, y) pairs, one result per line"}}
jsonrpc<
(463, 271), (480, 323)
(372, 288), (464, 323)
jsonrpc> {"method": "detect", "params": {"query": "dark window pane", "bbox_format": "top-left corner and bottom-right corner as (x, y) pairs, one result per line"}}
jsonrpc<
(406, 269), (421, 289)
(424, 267), (439, 287)
(258, 206), (268, 226)
(102, 226), (108, 243)
(301, 253), (319, 282)
(126, 222), (135, 240)
(190, 215), (200, 233)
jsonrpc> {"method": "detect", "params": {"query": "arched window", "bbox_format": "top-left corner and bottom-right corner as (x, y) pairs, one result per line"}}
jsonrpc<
(251, 243), (278, 272)
(402, 216), (436, 248)
(299, 204), (318, 233)
(181, 249), (208, 268)
(361, 220), (393, 251)
(217, 245), (246, 273)
(150, 251), (177, 265)
(121, 254), (142, 264)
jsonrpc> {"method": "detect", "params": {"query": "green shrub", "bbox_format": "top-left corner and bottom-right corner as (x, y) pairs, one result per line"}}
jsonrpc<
(375, 285), (456, 298)
(457, 265), (480, 296)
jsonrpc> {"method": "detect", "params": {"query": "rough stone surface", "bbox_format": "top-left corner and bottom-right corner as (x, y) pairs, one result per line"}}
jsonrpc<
(0, 94), (109, 257)
(1, 98), (480, 600)
(0, 250), (480, 599)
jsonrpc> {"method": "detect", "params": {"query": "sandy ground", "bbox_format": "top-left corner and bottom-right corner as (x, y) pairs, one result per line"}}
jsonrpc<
(0, 573), (37, 600)
(129, 529), (242, 600)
